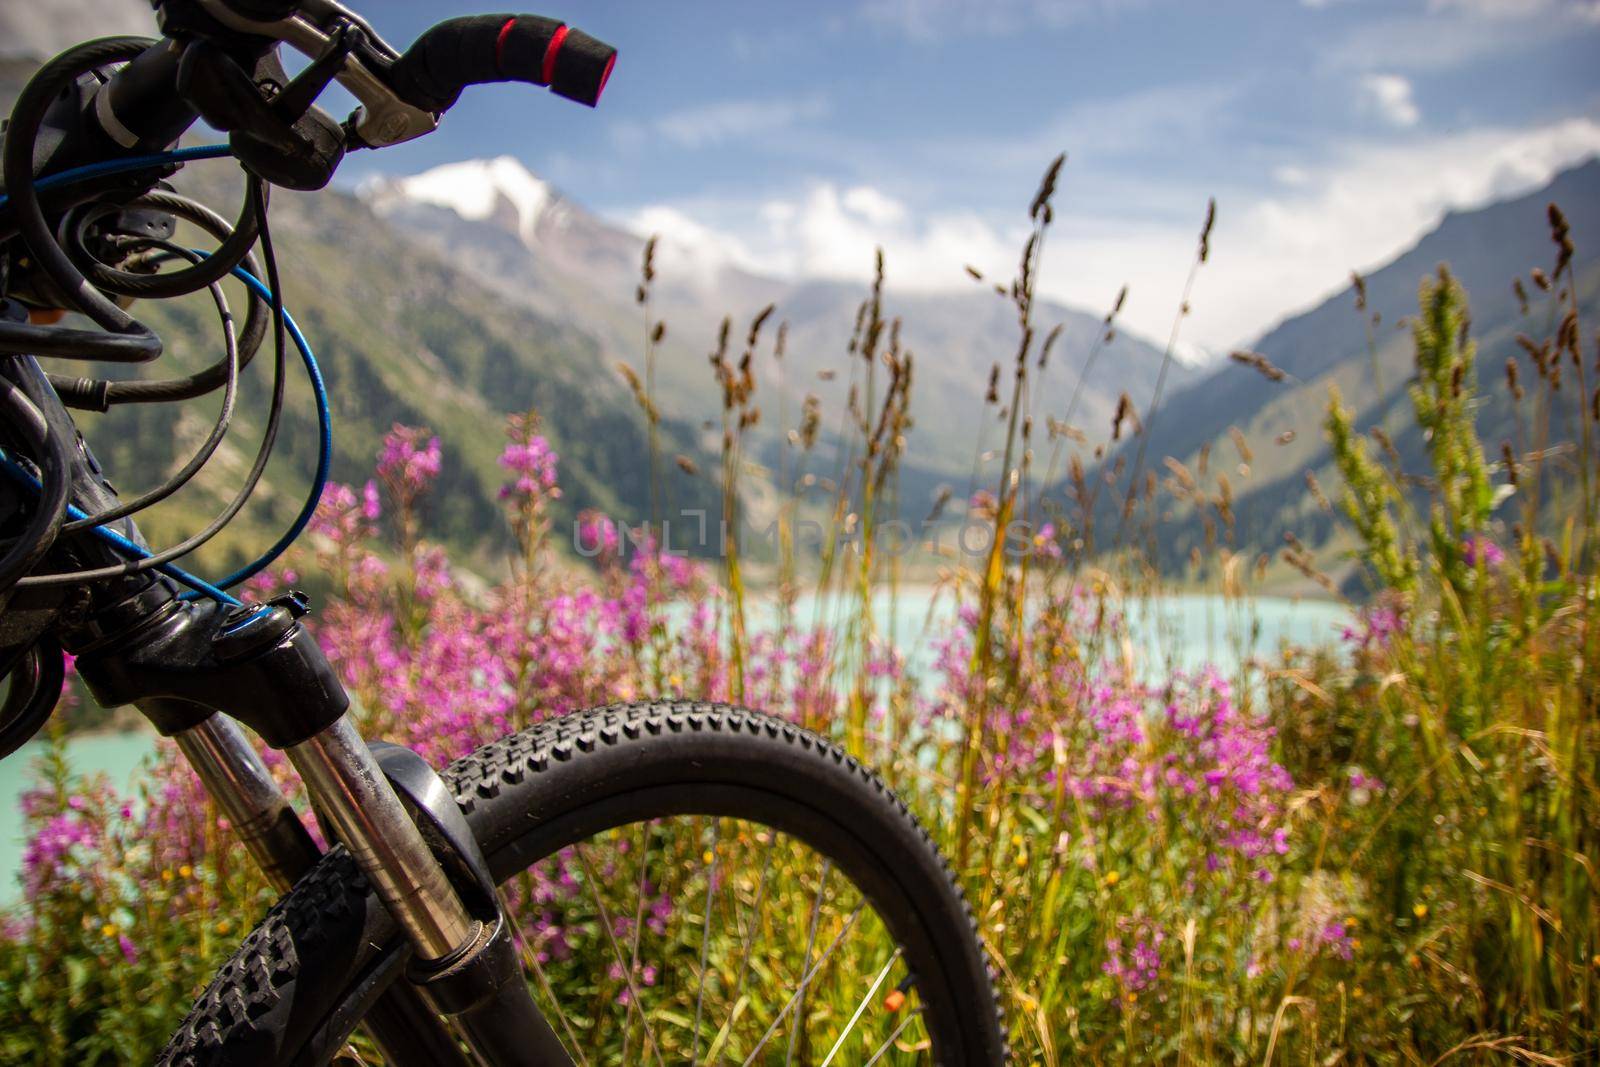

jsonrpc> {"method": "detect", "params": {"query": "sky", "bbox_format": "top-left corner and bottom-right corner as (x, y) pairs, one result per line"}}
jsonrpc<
(6, 0), (1600, 353)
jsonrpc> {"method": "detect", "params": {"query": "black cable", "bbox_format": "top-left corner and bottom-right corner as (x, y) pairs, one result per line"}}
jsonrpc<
(65, 179), (259, 301)
(14, 179), (288, 588)
(0, 375), (72, 592)
(58, 242), (238, 533)
(49, 189), (270, 408)
(0, 639), (65, 760)
(0, 319), (163, 363)
(0, 37), (164, 363)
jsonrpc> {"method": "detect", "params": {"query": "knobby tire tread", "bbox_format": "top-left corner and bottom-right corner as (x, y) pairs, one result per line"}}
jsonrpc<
(157, 701), (1007, 1066)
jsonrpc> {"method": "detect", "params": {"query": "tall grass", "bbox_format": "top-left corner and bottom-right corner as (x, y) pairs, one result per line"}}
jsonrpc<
(1, 157), (1596, 1063)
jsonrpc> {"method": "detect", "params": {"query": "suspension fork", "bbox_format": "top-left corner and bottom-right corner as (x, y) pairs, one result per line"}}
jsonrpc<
(6, 350), (472, 1064)
(172, 712), (465, 1066)
(67, 589), (571, 1066)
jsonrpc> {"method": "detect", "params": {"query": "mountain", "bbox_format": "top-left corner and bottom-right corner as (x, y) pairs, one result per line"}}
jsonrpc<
(360, 157), (1189, 506)
(8, 166), (721, 581)
(1101, 158), (1600, 587)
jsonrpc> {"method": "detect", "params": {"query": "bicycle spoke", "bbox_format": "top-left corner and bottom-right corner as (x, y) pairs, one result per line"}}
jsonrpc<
(862, 1010), (920, 1067)
(699, 990), (752, 1064)
(740, 896), (865, 1067)
(690, 817), (722, 1064)
(785, 859), (832, 1067)
(731, 831), (777, 1001)
(819, 947), (903, 1067)
(621, 822), (652, 1067)
(572, 844), (667, 1067)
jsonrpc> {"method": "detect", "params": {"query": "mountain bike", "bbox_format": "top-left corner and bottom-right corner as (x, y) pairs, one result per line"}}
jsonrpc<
(0, 3), (1007, 1063)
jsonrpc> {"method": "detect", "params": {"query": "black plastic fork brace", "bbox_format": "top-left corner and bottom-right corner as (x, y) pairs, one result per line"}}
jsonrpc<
(68, 593), (349, 748)
(371, 741), (576, 1067)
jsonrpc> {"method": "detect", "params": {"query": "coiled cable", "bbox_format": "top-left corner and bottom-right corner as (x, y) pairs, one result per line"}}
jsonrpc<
(0, 374), (72, 592)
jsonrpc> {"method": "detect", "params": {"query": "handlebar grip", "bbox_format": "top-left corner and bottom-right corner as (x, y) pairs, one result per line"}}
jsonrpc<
(387, 15), (616, 113)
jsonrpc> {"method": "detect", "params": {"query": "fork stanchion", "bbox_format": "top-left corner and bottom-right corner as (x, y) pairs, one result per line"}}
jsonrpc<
(174, 713), (319, 892)
(287, 714), (478, 960)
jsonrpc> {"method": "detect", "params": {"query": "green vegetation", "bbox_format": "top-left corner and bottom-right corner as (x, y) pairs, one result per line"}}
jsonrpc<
(2, 156), (1597, 1063)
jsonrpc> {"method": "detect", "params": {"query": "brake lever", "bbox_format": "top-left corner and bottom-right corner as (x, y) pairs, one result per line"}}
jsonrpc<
(176, 37), (347, 189)
(191, 0), (438, 148)
(276, 22), (358, 121)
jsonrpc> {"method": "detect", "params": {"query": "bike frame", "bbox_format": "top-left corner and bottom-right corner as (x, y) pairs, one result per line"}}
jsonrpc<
(2, 354), (573, 1066)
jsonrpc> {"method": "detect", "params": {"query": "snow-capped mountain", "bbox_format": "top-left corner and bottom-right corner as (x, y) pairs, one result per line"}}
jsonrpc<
(365, 156), (556, 247)
(357, 157), (1184, 484)
(362, 156), (663, 318)
(361, 155), (749, 300)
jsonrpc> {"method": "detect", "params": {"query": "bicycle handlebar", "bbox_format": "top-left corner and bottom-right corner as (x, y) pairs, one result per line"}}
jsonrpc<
(45, 2), (618, 192)
(389, 15), (617, 113)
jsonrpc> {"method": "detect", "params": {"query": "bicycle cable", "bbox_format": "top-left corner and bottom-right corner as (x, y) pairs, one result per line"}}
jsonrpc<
(0, 38), (170, 364)
(57, 242), (240, 534)
(0, 638), (64, 760)
(184, 225), (332, 597)
(10, 180), (288, 589)
(0, 447), (240, 605)
(0, 377), (72, 590)
(51, 187), (271, 409)
(1, 162), (330, 600)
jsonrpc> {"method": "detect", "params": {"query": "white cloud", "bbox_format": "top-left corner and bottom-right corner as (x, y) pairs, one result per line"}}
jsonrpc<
(0, 0), (153, 57)
(861, 0), (1151, 37)
(628, 205), (769, 286)
(842, 187), (908, 227)
(1049, 118), (1600, 349)
(1273, 165), (1314, 187)
(626, 183), (1026, 295)
(1322, 1), (1600, 73)
(1359, 74), (1421, 127)
(619, 119), (1600, 352)
(642, 95), (830, 150)
(1429, 0), (1600, 19)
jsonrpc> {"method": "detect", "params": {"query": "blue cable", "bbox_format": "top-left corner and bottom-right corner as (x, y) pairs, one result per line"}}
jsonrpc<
(178, 264), (331, 598)
(0, 268), (330, 604)
(0, 142), (332, 602)
(0, 448), (241, 606)
(0, 144), (233, 213)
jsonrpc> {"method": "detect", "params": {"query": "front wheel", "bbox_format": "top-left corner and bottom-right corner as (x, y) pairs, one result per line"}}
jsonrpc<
(159, 702), (1009, 1065)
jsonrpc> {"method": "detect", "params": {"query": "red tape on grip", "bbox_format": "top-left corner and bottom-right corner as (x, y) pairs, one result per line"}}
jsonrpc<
(541, 25), (569, 85)
(494, 17), (517, 76)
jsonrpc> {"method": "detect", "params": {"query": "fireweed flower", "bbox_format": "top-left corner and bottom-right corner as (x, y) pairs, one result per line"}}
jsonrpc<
(377, 424), (443, 490)
(575, 509), (620, 561)
(1342, 600), (1402, 650)
(1032, 521), (1064, 561)
(1461, 536), (1505, 570)
(499, 437), (560, 501)
(1103, 915), (1166, 997)
(498, 417), (560, 503)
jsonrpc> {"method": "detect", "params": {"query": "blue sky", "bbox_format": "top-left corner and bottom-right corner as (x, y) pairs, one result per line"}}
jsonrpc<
(14, 0), (1600, 351)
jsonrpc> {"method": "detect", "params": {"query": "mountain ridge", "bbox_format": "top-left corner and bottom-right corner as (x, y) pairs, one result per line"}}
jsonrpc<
(1101, 157), (1600, 587)
(359, 154), (1192, 499)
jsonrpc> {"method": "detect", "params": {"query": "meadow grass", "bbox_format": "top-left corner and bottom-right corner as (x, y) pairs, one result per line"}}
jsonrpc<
(1, 160), (1596, 1064)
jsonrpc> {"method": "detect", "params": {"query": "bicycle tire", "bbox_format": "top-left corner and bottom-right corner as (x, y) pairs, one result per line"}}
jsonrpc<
(158, 702), (1009, 1066)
